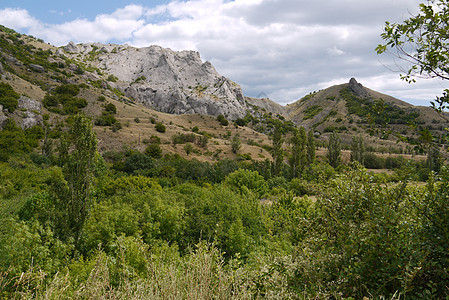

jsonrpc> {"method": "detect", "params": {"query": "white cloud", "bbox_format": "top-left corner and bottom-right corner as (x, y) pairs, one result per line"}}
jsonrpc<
(0, 8), (40, 29)
(0, 0), (446, 106)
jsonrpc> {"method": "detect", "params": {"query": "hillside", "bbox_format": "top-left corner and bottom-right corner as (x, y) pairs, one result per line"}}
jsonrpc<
(0, 25), (446, 160)
(285, 78), (449, 149)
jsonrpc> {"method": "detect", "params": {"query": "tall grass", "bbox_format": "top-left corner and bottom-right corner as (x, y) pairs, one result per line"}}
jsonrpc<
(0, 241), (298, 299)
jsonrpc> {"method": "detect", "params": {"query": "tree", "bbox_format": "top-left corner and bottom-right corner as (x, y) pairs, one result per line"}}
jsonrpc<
(56, 114), (99, 246)
(231, 134), (241, 154)
(184, 143), (193, 155)
(376, 0), (449, 110)
(271, 120), (284, 176)
(306, 130), (315, 166)
(145, 143), (162, 158)
(350, 135), (365, 165)
(327, 131), (341, 168)
(289, 127), (307, 178)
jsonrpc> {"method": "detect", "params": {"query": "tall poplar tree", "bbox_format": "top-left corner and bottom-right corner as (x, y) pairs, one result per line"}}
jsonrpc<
(56, 113), (98, 246)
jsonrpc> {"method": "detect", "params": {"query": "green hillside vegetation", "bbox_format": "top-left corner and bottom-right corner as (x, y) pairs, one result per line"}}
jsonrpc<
(0, 25), (448, 298)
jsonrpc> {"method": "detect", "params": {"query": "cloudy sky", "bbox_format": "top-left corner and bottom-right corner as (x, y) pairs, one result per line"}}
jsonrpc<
(0, 0), (447, 106)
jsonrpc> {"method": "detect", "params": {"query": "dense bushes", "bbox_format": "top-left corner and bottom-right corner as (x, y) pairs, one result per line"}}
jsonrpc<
(0, 82), (20, 112)
(43, 84), (87, 114)
(1, 125), (449, 298)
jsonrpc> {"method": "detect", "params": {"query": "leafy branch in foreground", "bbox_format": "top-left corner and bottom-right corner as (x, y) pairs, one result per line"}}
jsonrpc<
(376, 0), (449, 112)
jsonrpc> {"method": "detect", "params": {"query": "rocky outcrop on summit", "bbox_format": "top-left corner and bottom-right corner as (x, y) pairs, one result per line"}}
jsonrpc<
(348, 77), (369, 98)
(63, 43), (248, 119)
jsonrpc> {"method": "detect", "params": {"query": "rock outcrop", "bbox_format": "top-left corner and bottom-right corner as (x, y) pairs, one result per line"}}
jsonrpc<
(62, 43), (248, 119)
(348, 77), (369, 98)
(17, 96), (42, 130)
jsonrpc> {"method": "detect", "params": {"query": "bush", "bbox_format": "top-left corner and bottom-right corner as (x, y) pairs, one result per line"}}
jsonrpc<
(235, 118), (246, 127)
(55, 84), (80, 96)
(224, 169), (268, 197)
(0, 82), (20, 112)
(145, 144), (162, 158)
(217, 115), (229, 126)
(124, 153), (153, 173)
(104, 103), (117, 114)
(364, 153), (385, 169)
(155, 122), (166, 133)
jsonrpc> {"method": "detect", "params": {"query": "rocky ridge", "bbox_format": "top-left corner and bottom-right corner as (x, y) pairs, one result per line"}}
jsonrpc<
(62, 42), (248, 119)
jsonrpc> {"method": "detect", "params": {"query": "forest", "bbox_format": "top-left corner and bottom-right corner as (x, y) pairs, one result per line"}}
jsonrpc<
(0, 111), (448, 299)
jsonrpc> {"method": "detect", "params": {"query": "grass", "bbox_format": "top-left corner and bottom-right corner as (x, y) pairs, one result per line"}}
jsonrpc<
(1, 242), (297, 299)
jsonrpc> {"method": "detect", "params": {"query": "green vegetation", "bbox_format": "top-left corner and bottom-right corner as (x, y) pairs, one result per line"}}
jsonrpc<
(341, 87), (420, 125)
(95, 102), (120, 128)
(217, 114), (229, 126)
(303, 104), (323, 120)
(43, 84), (87, 115)
(1, 21), (449, 299)
(0, 82), (20, 112)
(155, 122), (166, 133)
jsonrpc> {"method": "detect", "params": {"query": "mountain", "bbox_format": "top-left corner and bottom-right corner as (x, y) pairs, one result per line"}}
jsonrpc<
(0, 25), (446, 158)
(62, 42), (247, 119)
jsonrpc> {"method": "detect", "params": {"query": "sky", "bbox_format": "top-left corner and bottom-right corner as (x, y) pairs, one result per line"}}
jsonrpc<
(0, 0), (447, 107)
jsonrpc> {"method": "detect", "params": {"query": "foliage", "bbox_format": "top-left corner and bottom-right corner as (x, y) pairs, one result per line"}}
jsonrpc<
(0, 82), (20, 112)
(326, 131), (341, 168)
(145, 143), (162, 159)
(341, 87), (420, 125)
(224, 169), (268, 197)
(0, 119), (43, 161)
(43, 84), (87, 115)
(95, 102), (119, 127)
(217, 114), (229, 126)
(307, 130), (315, 166)
(155, 122), (166, 133)
(289, 127), (307, 178)
(55, 113), (99, 245)
(350, 135), (365, 164)
(376, 0), (449, 103)
(231, 134), (241, 154)
(271, 120), (284, 176)
(303, 104), (323, 120)
(235, 118), (246, 127)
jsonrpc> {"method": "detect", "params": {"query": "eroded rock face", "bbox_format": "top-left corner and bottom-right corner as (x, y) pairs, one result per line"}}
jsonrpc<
(17, 96), (43, 130)
(64, 43), (249, 119)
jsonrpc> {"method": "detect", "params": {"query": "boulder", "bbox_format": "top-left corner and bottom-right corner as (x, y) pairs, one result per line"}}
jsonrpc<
(29, 64), (45, 73)
(64, 41), (80, 53)
(17, 96), (43, 129)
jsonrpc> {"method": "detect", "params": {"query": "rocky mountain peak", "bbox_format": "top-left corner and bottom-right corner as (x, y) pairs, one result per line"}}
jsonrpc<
(62, 42), (248, 119)
(348, 77), (369, 98)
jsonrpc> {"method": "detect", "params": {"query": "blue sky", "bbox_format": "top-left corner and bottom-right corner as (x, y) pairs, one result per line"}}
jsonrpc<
(1, 0), (169, 23)
(0, 0), (447, 107)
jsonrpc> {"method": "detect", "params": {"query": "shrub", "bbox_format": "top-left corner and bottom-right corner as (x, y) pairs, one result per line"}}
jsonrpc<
(145, 143), (162, 158)
(155, 122), (166, 133)
(217, 115), (229, 126)
(0, 82), (20, 112)
(55, 84), (80, 96)
(364, 153), (385, 169)
(224, 169), (268, 196)
(235, 118), (246, 127)
(303, 105), (323, 120)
